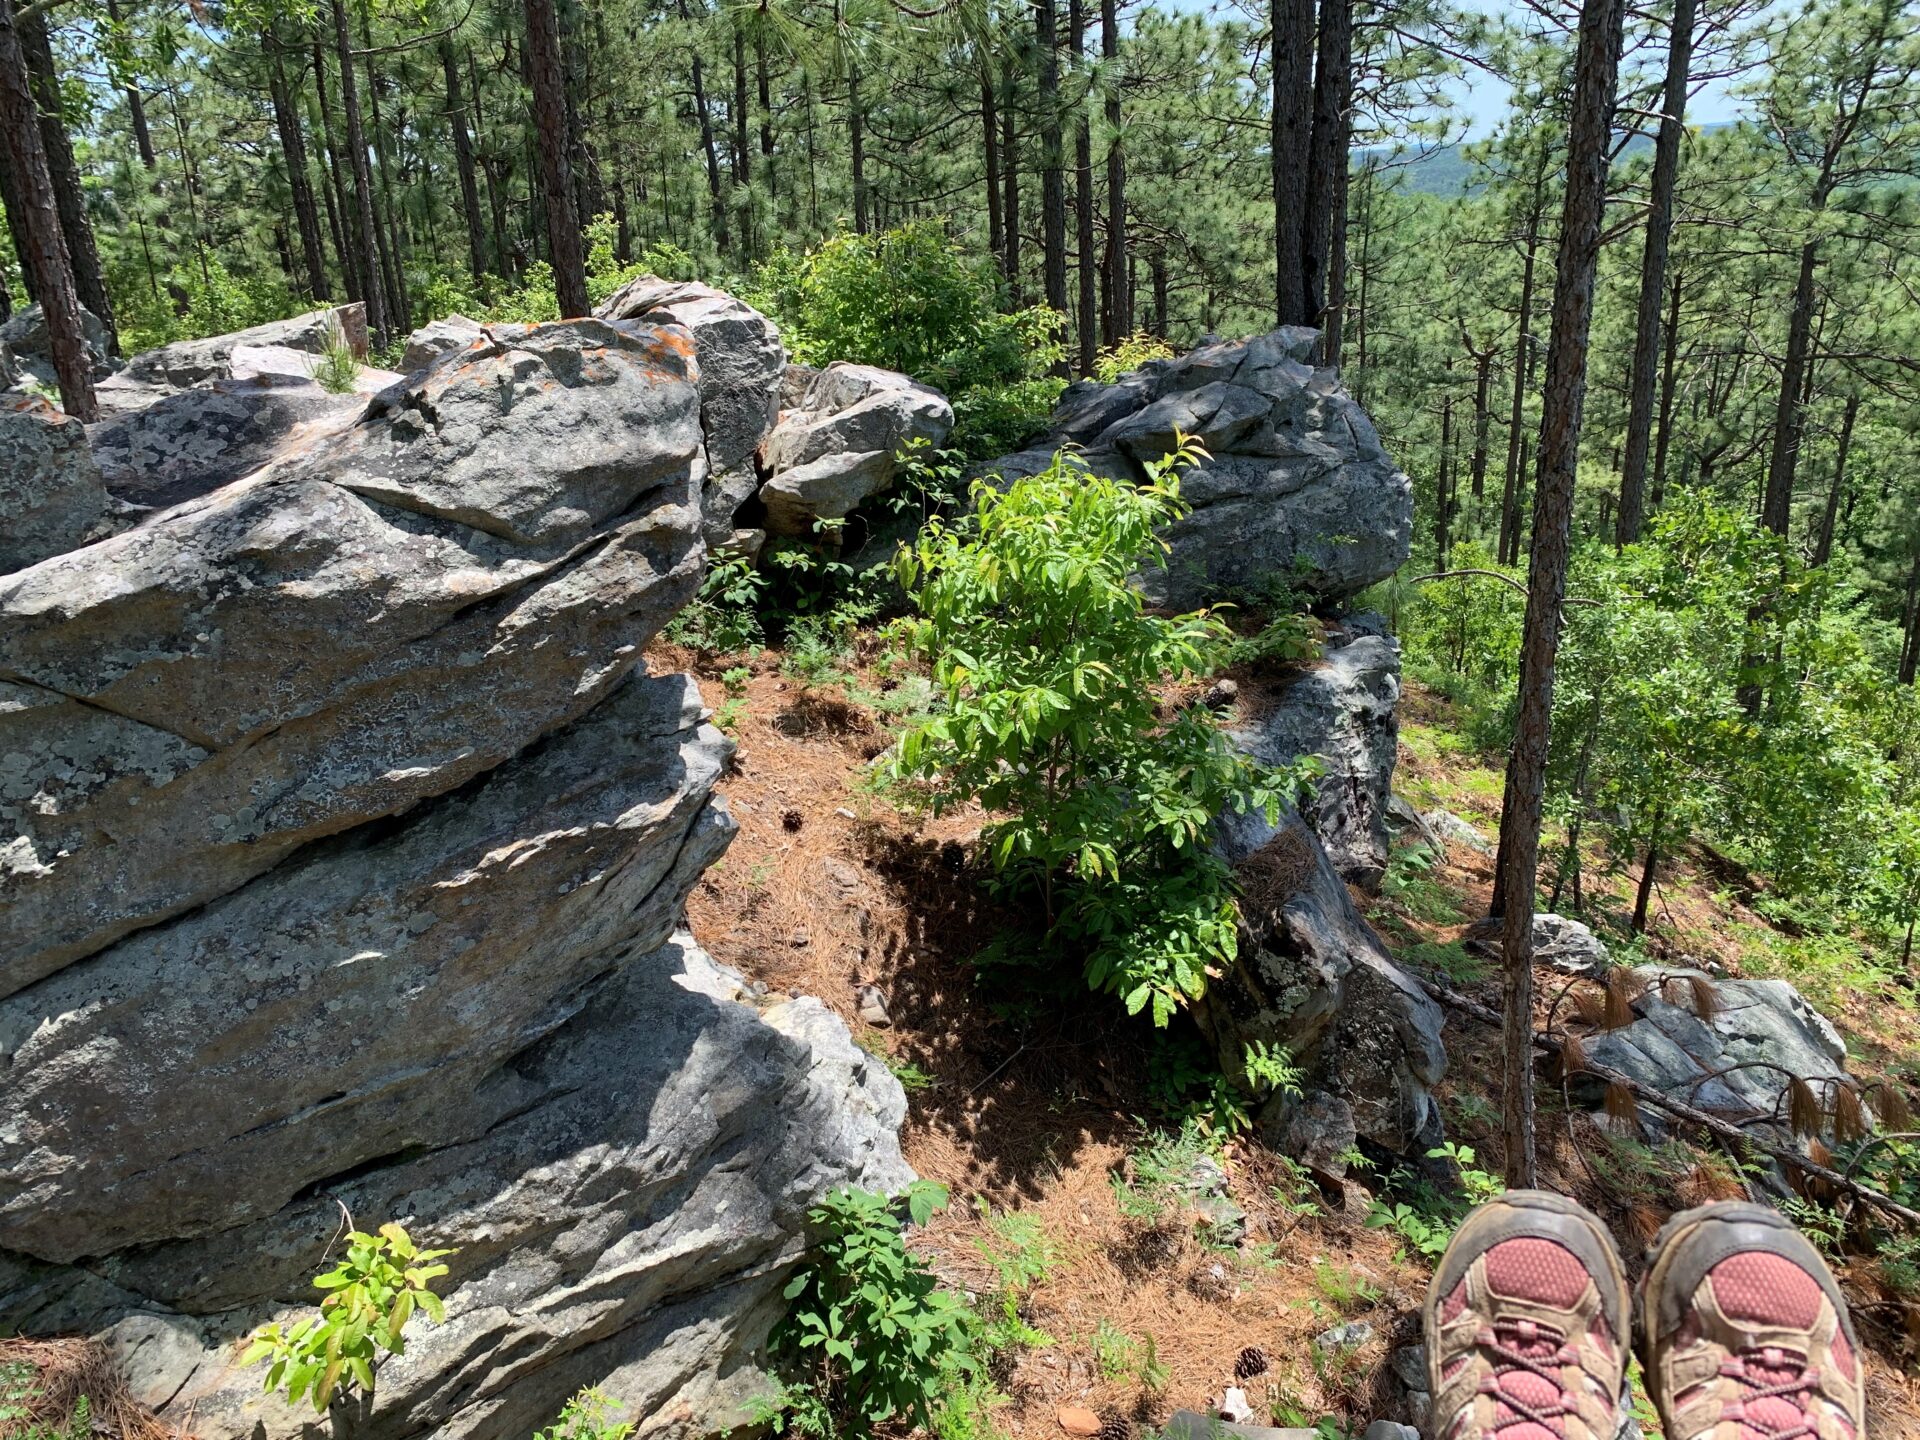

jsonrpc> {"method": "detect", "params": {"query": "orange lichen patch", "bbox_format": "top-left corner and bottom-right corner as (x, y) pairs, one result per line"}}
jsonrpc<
(0, 1336), (191, 1440)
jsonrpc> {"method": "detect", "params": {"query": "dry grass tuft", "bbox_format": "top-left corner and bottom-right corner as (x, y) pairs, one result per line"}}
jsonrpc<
(1601, 971), (1643, 1031)
(1688, 974), (1720, 1020)
(1831, 1082), (1870, 1144)
(1870, 1082), (1914, 1131)
(1602, 1080), (1640, 1128)
(0, 1336), (189, 1440)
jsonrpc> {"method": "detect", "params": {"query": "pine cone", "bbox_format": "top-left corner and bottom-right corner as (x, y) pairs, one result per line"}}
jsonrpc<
(1234, 1345), (1269, 1380)
(1096, 1415), (1134, 1440)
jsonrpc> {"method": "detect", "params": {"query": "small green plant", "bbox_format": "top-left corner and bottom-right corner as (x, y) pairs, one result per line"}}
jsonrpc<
(1089, 1320), (1170, 1391)
(243, 1221), (456, 1414)
(972, 1210), (1056, 1359)
(1225, 612), (1321, 668)
(1365, 1143), (1501, 1259)
(666, 554), (768, 654)
(534, 1386), (635, 1440)
(309, 321), (361, 394)
(1380, 843), (1464, 924)
(1095, 332), (1176, 383)
(774, 1181), (978, 1438)
(721, 666), (753, 695)
(713, 696), (749, 732)
(1241, 1040), (1303, 1099)
(1310, 1258), (1382, 1313)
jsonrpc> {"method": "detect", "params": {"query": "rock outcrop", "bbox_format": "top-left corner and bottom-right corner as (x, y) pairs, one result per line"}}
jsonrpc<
(762, 362), (954, 535)
(399, 313), (486, 372)
(0, 315), (914, 1439)
(0, 394), (111, 574)
(1578, 969), (1849, 1122)
(983, 328), (1412, 607)
(1234, 623), (1400, 888)
(597, 277), (786, 547)
(88, 374), (364, 510)
(118, 302), (369, 392)
(1201, 811), (1447, 1167)
(0, 303), (113, 384)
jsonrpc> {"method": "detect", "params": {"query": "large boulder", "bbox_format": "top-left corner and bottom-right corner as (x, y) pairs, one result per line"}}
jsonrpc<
(983, 329), (1412, 607)
(0, 676), (911, 1439)
(0, 318), (707, 990)
(88, 374), (364, 510)
(761, 362), (954, 535)
(1578, 970), (1849, 1121)
(597, 277), (786, 545)
(0, 394), (111, 573)
(1199, 811), (1447, 1163)
(120, 302), (369, 391)
(399, 313), (486, 373)
(0, 303), (112, 381)
(1233, 623), (1399, 888)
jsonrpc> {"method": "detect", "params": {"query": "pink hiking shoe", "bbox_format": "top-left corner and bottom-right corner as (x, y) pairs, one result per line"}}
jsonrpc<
(1638, 1201), (1867, 1440)
(1425, 1190), (1632, 1440)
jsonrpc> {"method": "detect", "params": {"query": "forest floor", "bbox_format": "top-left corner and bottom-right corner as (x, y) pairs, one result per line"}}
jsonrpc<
(662, 634), (1920, 1440)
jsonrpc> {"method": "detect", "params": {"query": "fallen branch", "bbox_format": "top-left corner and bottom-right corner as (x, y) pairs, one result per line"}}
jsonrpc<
(1416, 973), (1920, 1228)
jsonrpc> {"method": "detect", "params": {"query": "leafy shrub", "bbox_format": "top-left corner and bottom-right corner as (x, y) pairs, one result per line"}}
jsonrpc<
(888, 443), (1310, 1024)
(1365, 1142), (1502, 1259)
(664, 554), (768, 655)
(534, 1387), (634, 1440)
(243, 1222), (455, 1414)
(772, 1181), (978, 1439)
(1095, 332), (1175, 383)
(748, 222), (1065, 459)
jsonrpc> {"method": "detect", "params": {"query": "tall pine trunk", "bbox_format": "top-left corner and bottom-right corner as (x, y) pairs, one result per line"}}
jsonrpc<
(19, 10), (115, 353)
(1493, 0), (1625, 1187)
(267, 39), (330, 300)
(848, 60), (869, 235)
(442, 39), (489, 282)
(330, 0), (388, 341)
(1002, 64), (1022, 299)
(1650, 271), (1682, 511)
(0, 0), (93, 418)
(1616, 0), (1695, 546)
(1036, 0), (1068, 328)
(1270, 0), (1312, 325)
(1101, 0), (1128, 344)
(525, 0), (588, 315)
(982, 64), (1004, 271)
(1499, 173), (1544, 565)
(1070, 0), (1097, 374)
(1812, 393), (1858, 567)
(1302, 0), (1349, 328)
(106, 0), (158, 169)
(1761, 239), (1821, 535)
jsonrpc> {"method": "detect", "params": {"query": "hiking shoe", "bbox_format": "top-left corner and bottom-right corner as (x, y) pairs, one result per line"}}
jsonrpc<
(1638, 1201), (1866, 1440)
(1425, 1189), (1632, 1440)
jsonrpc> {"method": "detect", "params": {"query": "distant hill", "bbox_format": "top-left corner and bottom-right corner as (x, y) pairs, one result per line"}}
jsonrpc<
(1370, 129), (1695, 198)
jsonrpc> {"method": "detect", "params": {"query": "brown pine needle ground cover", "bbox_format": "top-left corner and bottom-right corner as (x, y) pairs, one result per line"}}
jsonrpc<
(669, 640), (1920, 1438)
(0, 1337), (188, 1440)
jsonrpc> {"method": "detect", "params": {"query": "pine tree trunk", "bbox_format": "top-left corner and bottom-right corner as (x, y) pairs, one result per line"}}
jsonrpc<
(19, 9), (115, 353)
(1499, 174), (1544, 565)
(1002, 65), (1022, 300)
(1323, 151), (1347, 365)
(1470, 348), (1493, 501)
(1631, 813), (1662, 935)
(1070, 0), (1097, 374)
(731, 24), (751, 251)
(1302, 0), (1349, 328)
(312, 41), (359, 302)
(982, 64), (1004, 273)
(1036, 0), (1069, 328)
(0, 128), (35, 302)
(1150, 249), (1168, 336)
(442, 39), (489, 281)
(848, 60), (869, 236)
(1270, 0), (1312, 325)
(1812, 393), (1858, 567)
(1437, 389), (1454, 569)
(1762, 239), (1821, 535)
(330, 0), (388, 340)
(362, 26), (408, 332)
(0, 0), (94, 419)
(525, 0), (588, 313)
(268, 39), (330, 300)
(1495, 0), (1625, 1188)
(1650, 270), (1682, 512)
(757, 33), (777, 209)
(1101, 0), (1127, 344)
(105, 0), (158, 170)
(1616, 0), (1694, 546)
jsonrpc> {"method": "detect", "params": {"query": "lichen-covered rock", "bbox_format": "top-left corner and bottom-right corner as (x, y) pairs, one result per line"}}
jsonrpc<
(88, 375), (363, 510)
(0, 303), (112, 381)
(120, 302), (369, 391)
(1200, 812), (1446, 1157)
(1234, 624), (1400, 888)
(761, 362), (953, 535)
(983, 328), (1411, 607)
(0, 393), (110, 574)
(0, 319), (706, 990)
(399, 313), (486, 373)
(597, 277), (786, 544)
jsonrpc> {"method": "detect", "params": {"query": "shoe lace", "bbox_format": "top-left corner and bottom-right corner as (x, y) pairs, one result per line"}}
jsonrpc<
(1714, 1345), (1820, 1440)
(1472, 1319), (1605, 1439)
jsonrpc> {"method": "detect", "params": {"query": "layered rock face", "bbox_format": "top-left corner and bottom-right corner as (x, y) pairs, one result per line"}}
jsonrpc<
(985, 328), (1412, 608)
(0, 394), (111, 574)
(762, 363), (954, 535)
(0, 316), (909, 1439)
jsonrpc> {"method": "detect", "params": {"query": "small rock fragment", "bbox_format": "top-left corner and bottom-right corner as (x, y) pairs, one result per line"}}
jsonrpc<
(1315, 1320), (1374, 1351)
(1203, 678), (1240, 711)
(1217, 1387), (1254, 1424)
(856, 984), (890, 1027)
(1058, 1405), (1102, 1436)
